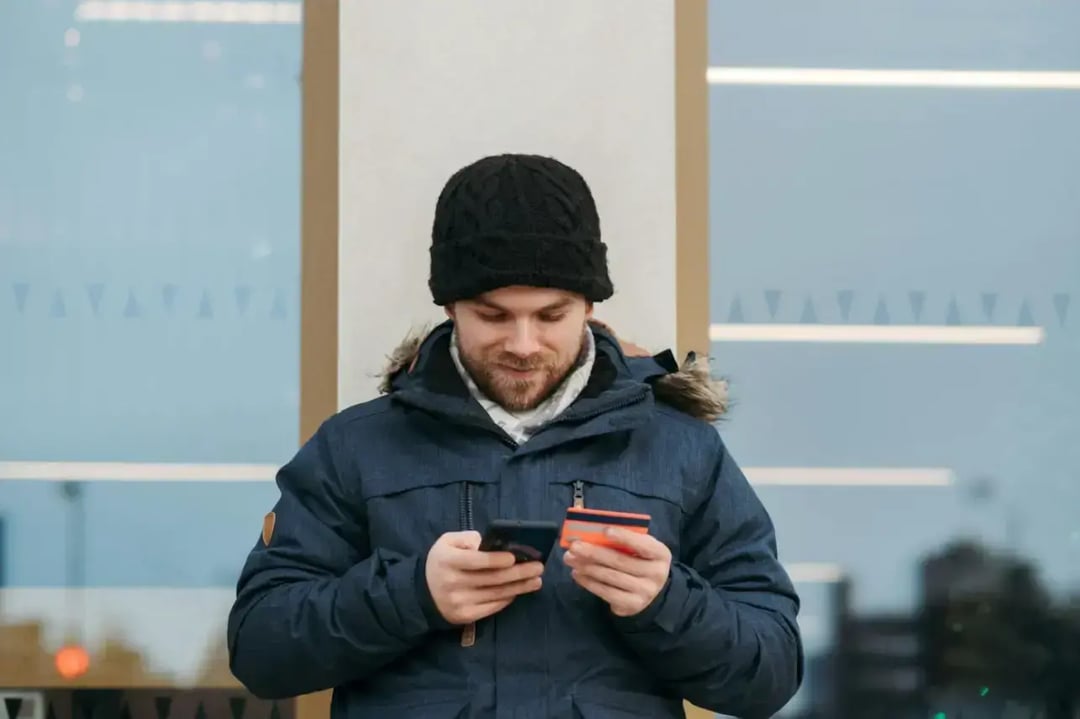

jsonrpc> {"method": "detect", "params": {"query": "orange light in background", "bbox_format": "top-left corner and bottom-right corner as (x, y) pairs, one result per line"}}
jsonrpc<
(55, 644), (90, 679)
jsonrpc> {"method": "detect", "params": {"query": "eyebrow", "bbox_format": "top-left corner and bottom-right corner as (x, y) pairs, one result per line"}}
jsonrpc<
(475, 297), (573, 314)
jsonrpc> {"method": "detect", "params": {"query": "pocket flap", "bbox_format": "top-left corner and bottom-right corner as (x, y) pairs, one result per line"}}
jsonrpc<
(361, 470), (496, 499)
(553, 473), (682, 507)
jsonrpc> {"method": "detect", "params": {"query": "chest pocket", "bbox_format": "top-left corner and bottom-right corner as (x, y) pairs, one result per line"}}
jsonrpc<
(550, 472), (684, 556)
(359, 471), (495, 557)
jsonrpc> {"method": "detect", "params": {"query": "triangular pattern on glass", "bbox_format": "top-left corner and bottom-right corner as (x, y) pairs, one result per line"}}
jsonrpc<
(945, 297), (962, 326)
(162, 284), (179, 312)
(235, 286), (253, 315)
(873, 297), (890, 325)
(4, 698), (23, 719)
(1017, 299), (1035, 327)
(271, 290), (287, 319)
(726, 295), (744, 323)
(198, 291), (214, 319)
(13, 283), (30, 313)
(908, 291), (926, 322)
(79, 696), (95, 719)
(124, 289), (141, 318)
(50, 290), (66, 318)
(764, 290), (782, 320)
(87, 283), (105, 315)
(1052, 293), (1070, 326)
(229, 698), (246, 719)
(836, 290), (854, 322)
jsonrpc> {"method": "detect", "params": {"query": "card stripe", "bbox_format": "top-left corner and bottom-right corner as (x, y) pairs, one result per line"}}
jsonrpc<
(565, 510), (650, 528)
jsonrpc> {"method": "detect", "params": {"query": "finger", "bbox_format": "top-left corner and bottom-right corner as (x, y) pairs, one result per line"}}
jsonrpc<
(443, 530), (483, 550)
(466, 576), (543, 603)
(565, 541), (650, 577)
(464, 561), (545, 588)
(447, 548), (518, 571)
(602, 528), (670, 561)
(571, 570), (637, 607)
(570, 562), (651, 594)
(467, 598), (514, 622)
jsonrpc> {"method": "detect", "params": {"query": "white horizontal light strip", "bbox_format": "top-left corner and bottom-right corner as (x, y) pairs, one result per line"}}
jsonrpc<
(785, 562), (844, 583)
(747, 467), (953, 487)
(74, 1), (301, 24)
(0, 461), (277, 481)
(707, 66), (1080, 90)
(710, 323), (1045, 345)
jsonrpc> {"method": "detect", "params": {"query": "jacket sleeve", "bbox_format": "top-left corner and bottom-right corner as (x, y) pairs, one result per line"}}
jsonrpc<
(612, 433), (804, 718)
(226, 420), (452, 699)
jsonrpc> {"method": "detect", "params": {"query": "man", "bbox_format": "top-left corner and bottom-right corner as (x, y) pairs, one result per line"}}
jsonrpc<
(227, 154), (803, 718)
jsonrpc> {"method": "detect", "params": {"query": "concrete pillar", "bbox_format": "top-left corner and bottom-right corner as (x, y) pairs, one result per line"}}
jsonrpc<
(300, 1), (710, 716)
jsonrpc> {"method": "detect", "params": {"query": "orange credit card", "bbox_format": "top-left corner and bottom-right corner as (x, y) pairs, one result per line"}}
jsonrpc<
(559, 507), (651, 554)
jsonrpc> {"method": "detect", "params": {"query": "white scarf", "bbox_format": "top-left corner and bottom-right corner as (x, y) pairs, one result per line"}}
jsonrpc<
(450, 328), (596, 445)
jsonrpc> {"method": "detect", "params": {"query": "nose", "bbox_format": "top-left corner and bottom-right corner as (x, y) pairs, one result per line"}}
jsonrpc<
(504, 320), (541, 357)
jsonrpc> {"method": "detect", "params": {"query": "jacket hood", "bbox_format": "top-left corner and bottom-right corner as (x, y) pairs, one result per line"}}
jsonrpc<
(376, 321), (729, 422)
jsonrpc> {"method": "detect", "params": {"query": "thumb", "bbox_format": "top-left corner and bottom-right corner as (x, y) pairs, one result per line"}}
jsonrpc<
(443, 530), (482, 550)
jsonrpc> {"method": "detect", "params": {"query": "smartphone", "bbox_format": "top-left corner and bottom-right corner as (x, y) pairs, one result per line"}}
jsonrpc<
(479, 519), (560, 564)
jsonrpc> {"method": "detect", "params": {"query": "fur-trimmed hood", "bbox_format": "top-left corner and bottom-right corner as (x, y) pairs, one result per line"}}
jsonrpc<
(377, 322), (729, 422)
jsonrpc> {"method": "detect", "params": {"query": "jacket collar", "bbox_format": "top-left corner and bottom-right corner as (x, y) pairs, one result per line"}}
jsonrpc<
(387, 321), (653, 452)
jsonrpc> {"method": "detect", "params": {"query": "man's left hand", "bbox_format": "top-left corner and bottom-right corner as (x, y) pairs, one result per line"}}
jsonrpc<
(563, 528), (672, 617)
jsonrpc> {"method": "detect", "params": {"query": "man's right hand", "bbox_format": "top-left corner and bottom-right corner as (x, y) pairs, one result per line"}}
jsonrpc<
(425, 530), (544, 625)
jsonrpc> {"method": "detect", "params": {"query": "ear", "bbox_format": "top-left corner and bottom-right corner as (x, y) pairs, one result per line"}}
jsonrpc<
(445, 304), (455, 320)
(584, 302), (594, 319)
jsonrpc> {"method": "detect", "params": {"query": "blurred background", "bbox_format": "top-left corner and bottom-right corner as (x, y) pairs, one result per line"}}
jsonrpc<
(1, 1), (1078, 718)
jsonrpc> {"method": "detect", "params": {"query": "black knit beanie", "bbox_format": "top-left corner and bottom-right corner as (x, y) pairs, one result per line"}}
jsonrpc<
(428, 153), (614, 305)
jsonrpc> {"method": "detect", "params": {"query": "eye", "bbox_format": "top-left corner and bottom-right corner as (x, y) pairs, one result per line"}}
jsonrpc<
(478, 312), (507, 323)
(539, 313), (566, 323)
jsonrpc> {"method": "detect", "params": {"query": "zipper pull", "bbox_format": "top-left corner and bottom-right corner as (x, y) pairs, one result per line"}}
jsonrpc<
(461, 622), (476, 647)
(573, 480), (585, 509)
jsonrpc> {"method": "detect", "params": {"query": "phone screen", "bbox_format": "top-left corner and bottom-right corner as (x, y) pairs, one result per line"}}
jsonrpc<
(479, 520), (559, 563)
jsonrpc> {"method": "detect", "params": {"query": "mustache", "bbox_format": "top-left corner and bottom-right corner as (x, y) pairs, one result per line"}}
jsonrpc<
(493, 354), (552, 371)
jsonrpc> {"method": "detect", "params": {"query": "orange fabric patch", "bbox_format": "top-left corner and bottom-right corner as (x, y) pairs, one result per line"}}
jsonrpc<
(262, 511), (276, 545)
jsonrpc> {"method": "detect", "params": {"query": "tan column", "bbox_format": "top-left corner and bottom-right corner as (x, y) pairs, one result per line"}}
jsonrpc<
(300, 2), (712, 718)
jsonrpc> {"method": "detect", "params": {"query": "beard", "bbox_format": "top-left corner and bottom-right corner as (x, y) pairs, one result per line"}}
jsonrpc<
(458, 338), (584, 412)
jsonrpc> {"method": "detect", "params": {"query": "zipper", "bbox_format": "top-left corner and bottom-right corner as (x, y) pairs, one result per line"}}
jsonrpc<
(458, 481), (474, 530)
(460, 482), (477, 647)
(573, 480), (585, 509)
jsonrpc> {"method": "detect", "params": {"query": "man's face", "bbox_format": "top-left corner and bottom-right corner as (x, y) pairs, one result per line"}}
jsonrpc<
(448, 286), (593, 412)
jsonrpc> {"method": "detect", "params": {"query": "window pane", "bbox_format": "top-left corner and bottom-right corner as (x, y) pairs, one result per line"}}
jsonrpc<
(0, 0), (302, 690)
(708, 1), (1080, 716)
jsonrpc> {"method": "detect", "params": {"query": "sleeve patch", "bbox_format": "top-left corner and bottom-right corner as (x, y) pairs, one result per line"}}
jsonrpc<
(262, 511), (276, 545)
